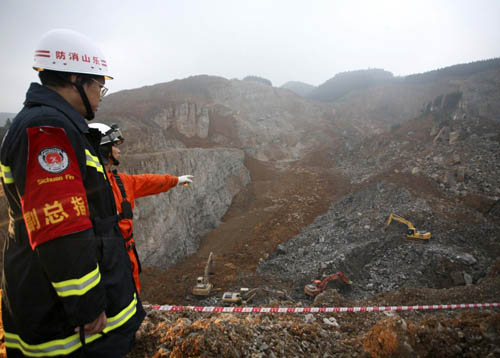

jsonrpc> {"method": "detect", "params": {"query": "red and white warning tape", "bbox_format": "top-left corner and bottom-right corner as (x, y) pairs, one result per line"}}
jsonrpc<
(145, 302), (500, 313)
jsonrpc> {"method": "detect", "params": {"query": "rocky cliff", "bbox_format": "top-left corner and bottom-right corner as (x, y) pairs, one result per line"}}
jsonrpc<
(119, 148), (250, 269)
(91, 61), (500, 274)
(95, 75), (354, 163)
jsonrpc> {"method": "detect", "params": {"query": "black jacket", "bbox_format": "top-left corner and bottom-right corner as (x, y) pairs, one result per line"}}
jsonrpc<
(1, 83), (145, 357)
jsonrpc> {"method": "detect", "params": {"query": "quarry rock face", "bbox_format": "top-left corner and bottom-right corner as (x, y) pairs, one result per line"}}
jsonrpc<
(90, 67), (500, 278)
(96, 76), (344, 163)
(120, 148), (250, 269)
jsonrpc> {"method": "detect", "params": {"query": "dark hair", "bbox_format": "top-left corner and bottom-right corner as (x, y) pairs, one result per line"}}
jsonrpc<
(38, 69), (103, 88)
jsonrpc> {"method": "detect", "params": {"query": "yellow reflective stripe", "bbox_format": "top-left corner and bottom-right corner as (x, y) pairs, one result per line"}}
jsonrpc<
(5, 331), (83, 357)
(103, 293), (138, 333)
(5, 293), (138, 357)
(51, 265), (101, 297)
(84, 149), (106, 178)
(1, 163), (14, 184)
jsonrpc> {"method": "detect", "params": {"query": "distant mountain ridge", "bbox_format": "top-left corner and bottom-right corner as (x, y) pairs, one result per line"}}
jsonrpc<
(280, 81), (315, 97)
(404, 57), (500, 83)
(242, 75), (272, 86)
(307, 68), (394, 102)
(306, 58), (500, 103)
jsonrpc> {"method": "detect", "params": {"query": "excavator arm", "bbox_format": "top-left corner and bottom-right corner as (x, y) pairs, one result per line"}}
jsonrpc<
(384, 213), (431, 240)
(384, 214), (415, 230)
(192, 252), (214, 296)
(203, 252), (214, 285)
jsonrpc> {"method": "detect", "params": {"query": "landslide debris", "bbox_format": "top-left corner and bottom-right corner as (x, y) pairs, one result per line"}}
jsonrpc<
(128, 261), (500, 358)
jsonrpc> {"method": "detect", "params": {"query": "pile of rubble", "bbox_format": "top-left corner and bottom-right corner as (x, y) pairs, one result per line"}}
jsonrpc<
(258, 177), (499, 300)
(337, 113), (500, 203)
(128, 262), (500, 357)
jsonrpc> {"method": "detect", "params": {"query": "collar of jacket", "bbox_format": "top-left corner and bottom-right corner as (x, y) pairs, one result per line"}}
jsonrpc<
(24, 82), (89, 134)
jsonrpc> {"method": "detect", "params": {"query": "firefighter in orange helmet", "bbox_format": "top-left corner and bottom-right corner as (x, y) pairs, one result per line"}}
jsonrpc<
(88, 122), (193, 295)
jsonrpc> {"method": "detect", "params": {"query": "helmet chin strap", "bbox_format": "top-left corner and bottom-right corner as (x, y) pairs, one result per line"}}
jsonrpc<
(71, 81), (95, 120)
(111, 155), (120, 166)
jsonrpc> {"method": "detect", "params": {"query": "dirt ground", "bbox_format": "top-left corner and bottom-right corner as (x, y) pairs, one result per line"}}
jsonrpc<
(139, 154), (352, 306)
(133, 153), (500, 357)
(1, 154), (499, 357)
(128, 261), (500, 358)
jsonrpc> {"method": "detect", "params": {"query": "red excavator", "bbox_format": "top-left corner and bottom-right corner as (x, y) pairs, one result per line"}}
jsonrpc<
(304, 272), (353, 297)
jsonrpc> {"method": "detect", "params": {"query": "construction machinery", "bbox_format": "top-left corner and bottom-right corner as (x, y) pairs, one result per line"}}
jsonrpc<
(222, 287), (289, 305)
(304, 272), (353, 297)
(222, 288), (249, 305)
(384, 213), (431, 240)
(192, 252), (214, 296)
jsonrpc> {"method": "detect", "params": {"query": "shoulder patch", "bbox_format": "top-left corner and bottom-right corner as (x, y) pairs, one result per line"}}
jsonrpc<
(22, 126), (92, 249)
(38, 147), (69, 173)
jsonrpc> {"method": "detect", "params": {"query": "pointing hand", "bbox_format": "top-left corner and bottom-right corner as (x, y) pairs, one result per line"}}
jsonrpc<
(178, 175), (193, 186)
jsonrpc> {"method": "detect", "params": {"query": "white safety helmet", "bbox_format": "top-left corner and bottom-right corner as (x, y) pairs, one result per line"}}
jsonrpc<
(88, 123), (124, 146)
(33, 28), (113, 79)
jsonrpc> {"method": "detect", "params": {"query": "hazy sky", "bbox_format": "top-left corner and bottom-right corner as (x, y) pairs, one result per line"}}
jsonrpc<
(1, 0), (499, 112)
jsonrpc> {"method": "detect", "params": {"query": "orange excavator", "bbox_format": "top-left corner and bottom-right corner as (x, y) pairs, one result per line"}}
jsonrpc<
(304, 272), (353, 296)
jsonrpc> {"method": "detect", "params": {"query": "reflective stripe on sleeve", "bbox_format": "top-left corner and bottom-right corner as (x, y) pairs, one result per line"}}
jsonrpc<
(103, 293), (138, 333)
(5, 293), (138, 357)
(84, 149), (106, 178)
(1, 163), (14, 184)
(51, 265), (101, 297)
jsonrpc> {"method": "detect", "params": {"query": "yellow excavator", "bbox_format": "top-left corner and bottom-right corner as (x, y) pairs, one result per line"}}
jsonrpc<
(384, 213), (431, 240)
(192, 252), (214, 296)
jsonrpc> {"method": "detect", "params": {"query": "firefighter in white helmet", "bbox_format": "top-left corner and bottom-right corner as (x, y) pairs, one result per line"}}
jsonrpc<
(89, 122), (193, 295)
(1, 29), (144, 357)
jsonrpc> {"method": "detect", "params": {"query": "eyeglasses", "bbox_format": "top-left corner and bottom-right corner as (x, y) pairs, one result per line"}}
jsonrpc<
(91, 78), (109, 97)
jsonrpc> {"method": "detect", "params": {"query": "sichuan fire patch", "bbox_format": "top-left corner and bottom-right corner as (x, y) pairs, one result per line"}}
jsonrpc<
(38, 147), (69, 173)
(22, 126), (92, 249)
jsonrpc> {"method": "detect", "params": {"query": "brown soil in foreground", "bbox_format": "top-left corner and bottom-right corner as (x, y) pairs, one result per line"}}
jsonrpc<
(129, 261), (500, 358)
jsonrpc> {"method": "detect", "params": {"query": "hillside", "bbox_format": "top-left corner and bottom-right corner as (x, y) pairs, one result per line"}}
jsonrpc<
(1, 59), (500, 357)
(307, 58), (500, 105)
(307, 68), (394, 102)
(280, 81), (315, 97)
(131, 61), (500, 356)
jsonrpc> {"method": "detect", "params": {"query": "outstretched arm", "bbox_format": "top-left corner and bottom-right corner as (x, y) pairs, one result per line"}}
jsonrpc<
(119, 172), (193, 200)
